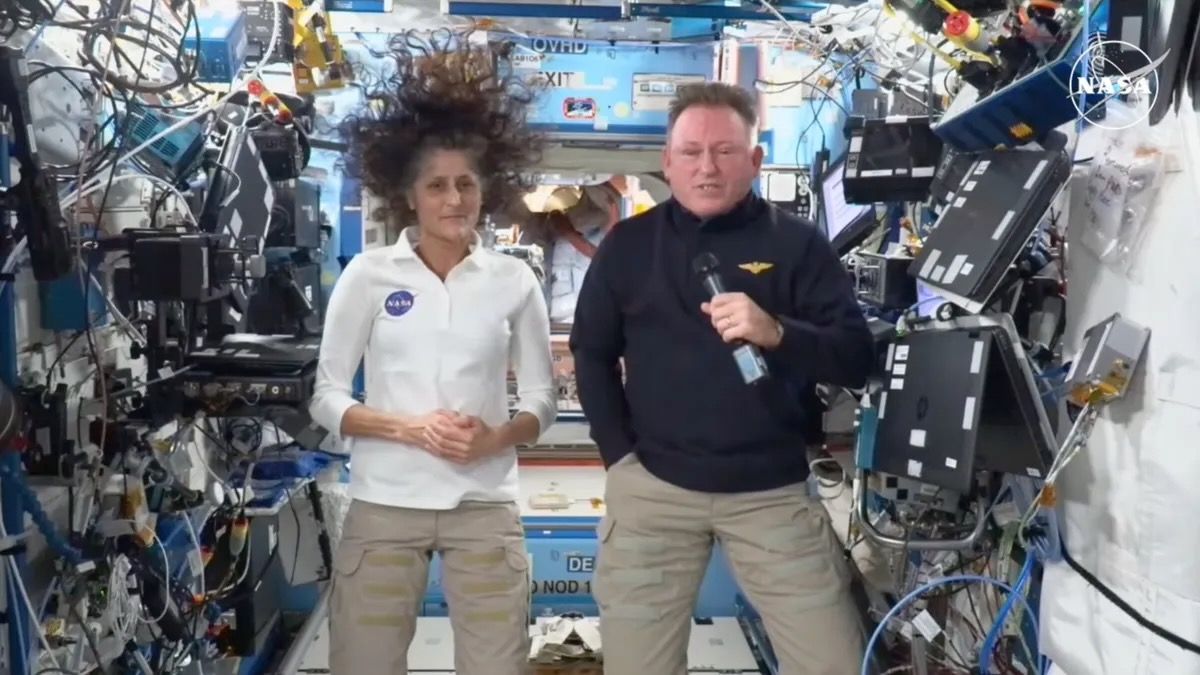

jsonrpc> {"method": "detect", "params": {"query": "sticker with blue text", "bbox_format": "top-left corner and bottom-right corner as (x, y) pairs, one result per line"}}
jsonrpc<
(384, 290), (415, 317)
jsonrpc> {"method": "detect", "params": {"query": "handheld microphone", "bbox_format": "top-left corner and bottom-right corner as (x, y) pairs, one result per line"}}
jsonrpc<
(692, 252), (770, 385)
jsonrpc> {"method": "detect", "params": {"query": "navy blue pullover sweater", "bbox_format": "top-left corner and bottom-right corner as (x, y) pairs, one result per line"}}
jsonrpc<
(568, 192), (873, 493)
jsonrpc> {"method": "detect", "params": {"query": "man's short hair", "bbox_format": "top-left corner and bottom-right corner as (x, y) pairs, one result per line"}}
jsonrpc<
(666, 82), (758, 137)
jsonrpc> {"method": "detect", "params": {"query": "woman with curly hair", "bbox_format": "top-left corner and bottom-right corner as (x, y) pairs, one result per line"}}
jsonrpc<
(308, 31), (556, 675)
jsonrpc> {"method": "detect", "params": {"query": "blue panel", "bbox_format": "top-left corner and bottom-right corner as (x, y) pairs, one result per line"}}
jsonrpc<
(38, 258), (108, 332)
(126, 101), (207, 177)
(423, 516), (742, 618)
(759, 47), (852, 167)
(758, 128), (775, 165)
(670, 18), (721, 41)
(764, 105), (844, 167)
(855, 401), (878, 471)
(736, 593), (780, 674)
(501, 38), (715, 142)
(325, 0), (390, 10)
(187, 11), (248, 83)
(931, 12), (1102, 151)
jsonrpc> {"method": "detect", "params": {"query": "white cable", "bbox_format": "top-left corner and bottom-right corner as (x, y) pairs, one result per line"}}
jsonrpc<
(183, 509), (207, 601)
(63, 171), (201, 227)
(63, 0), (283, 206)
(755, 0), (818, 49)
(108, 554), (139, 643)
(809, 457), (848, 500)
(230, 530), (253, 588)
(88, 0), (188, 93)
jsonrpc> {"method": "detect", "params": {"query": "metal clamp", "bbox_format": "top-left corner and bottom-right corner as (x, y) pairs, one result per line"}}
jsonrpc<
(853, 469), (988, 551)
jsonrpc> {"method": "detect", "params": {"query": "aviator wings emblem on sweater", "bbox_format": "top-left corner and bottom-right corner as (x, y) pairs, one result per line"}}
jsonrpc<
(738, 261), (774, 275)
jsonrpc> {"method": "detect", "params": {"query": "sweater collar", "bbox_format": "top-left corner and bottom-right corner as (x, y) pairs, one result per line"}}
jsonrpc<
(668, 190), (766, 233)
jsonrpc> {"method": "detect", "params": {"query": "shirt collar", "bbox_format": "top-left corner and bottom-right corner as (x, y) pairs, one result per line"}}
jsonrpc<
(390, 226), (491, 270)
(668, 190), (766, 233)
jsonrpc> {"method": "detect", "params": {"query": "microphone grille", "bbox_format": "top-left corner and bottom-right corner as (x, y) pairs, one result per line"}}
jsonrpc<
(692, 251), (719, 276)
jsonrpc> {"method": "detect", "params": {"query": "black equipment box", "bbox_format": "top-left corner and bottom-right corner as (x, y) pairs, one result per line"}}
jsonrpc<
(179, 368), (315, 409)
(843, 115), (943, 204)
(246, 261), (323, 335)
(909, 147), (1070, 314)
(251, 124), (305, 182)
(266, 179), (321, 249)
(239, 0), (294, 65)
(130, 232), (222, 301)
(200, 128), (275, 244)
(760, 168), (813, 221)
(870, 316), (1056, 492)
(856, 251), (917, 310)
(182, 335), (319, 410)
(928, 145), (978, 209)
(851, 89), (889, 118)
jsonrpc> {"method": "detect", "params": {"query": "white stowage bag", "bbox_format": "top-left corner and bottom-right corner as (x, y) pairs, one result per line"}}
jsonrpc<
(1078, 115), (1170, 280)
(1040, 108), (1200, 675)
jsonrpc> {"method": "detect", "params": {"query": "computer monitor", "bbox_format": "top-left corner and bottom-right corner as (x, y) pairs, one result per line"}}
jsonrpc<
(820, 155), (876, 255)
(869, 314), (1057, 492)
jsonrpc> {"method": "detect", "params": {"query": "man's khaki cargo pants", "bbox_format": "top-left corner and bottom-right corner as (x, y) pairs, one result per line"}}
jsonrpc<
(595, 454), (864, 675)
(328, 499), (532, 675)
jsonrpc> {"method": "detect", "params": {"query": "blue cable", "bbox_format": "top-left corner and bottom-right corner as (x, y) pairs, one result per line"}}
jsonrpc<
(0, 462), (84, 565)
(980, 553), (1038, 674)
(860, 574), (1040, 675)
(1028, 505), (1062, 563)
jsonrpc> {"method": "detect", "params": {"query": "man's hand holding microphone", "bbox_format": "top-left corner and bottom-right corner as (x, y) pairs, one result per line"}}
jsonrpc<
(693, 252), (784, 385)
(701, 293), (784, 350)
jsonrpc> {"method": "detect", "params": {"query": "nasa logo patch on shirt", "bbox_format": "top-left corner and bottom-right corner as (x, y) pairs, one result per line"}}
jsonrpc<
(384, 290), (415, 317)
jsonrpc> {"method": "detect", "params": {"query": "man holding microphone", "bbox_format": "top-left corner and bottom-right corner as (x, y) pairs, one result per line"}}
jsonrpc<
(570, 82), (873, 675)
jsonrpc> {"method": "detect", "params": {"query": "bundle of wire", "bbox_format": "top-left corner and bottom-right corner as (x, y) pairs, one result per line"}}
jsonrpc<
(0, 0), (286, 671)
(860, 571), (1045, 675)
(105, 554), (141, 643)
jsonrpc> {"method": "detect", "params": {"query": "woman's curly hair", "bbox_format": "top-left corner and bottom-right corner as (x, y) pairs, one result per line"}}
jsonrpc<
(340, 30), (544, 227)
